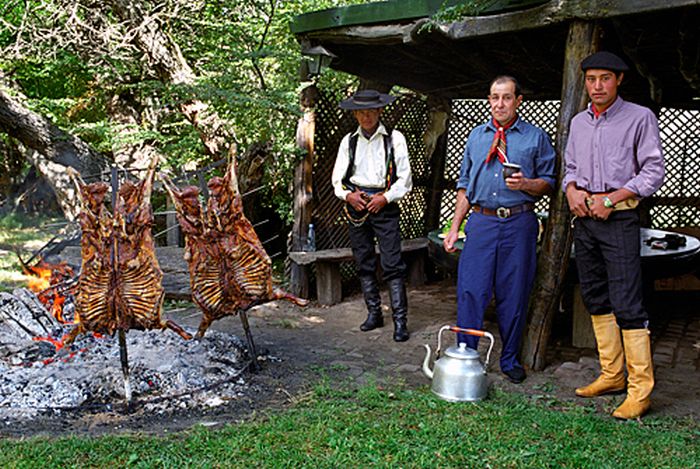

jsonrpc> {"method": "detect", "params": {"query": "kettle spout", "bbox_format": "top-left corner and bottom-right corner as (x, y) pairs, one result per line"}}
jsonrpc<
(422, 344), (434, 379)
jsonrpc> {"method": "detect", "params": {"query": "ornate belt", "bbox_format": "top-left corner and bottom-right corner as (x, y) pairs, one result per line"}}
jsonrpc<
(472, 203), (535, 219)
(586, 193), (639, 211)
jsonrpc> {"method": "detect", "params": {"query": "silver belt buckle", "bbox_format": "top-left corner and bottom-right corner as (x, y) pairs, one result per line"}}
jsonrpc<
(496, 207), (510, 218)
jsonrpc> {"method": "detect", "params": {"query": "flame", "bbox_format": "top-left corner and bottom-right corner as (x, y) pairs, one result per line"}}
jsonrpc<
(21, 257), (77, 323)
(26, 265), (52, 292)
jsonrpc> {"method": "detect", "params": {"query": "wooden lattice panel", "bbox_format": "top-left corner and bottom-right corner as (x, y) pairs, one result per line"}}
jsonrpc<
(309, 91), (698, 291)
(441, 99), (558, 228)
(654, 108), (700, 228)
(442, 100), (698, 231)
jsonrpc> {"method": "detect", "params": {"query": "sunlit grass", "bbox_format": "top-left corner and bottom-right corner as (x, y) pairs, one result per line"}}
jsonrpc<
(0, 384), (697, 468)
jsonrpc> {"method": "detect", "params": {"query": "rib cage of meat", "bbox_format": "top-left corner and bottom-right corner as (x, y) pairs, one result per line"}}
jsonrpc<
(162, 159), (308, 338)
(67, 161), (191, 343)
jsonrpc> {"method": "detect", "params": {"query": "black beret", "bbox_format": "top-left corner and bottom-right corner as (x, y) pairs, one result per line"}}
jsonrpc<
(581, 51), (629, 73)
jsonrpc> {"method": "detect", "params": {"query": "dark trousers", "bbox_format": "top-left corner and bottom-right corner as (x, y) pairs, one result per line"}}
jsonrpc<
(347, 202), (406, 281)
(573, 210), (648, 329)
(456, 211), (538, 372)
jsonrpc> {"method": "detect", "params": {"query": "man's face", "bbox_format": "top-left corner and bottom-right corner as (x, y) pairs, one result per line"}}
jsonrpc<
(353, 108), (382, 133)
(585, 69), (622, 110)
(488, 80), (522, 126)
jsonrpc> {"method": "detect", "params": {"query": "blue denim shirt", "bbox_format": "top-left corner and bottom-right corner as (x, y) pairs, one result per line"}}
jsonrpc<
(457, 117), (556, 209)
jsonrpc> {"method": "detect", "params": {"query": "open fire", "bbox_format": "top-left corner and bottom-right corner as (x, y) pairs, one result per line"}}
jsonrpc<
(0, 258), (253, 423)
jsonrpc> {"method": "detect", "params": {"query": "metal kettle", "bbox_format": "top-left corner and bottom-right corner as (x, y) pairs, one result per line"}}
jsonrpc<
(422, 325), (494, 402)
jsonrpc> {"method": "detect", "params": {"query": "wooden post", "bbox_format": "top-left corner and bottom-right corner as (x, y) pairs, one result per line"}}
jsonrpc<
(289, 84), (319, 298)
(522, 20), (601, 371)
(424, 96), (450, 233)
(166, 196), (180, 246)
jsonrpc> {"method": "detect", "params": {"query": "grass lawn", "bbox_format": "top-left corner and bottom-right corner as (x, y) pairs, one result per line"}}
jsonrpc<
(0, 384), (697, 468)
(0, 215), (697, 468)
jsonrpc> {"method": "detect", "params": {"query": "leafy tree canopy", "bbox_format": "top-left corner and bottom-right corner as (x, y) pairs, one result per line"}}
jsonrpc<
(0, 0), (366, 221)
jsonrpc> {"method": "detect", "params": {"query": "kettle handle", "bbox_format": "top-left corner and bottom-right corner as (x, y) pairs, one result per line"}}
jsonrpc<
(436, 325), (495, 368)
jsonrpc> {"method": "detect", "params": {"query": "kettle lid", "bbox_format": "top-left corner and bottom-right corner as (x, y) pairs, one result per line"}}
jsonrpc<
(444, 342), (480, 359)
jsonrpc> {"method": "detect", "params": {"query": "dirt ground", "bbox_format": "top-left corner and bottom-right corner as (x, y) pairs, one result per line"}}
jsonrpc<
(3, 280), (699, 438)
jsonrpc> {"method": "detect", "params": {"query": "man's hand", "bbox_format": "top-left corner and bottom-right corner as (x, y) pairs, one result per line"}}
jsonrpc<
(443, 230), (461, 253)
(566, 185), (591, 218)
(346, 190), (368, 211)
(366, 193), (388, 214)
(588, 195), (613, 221)
(505, 172), (528, 191)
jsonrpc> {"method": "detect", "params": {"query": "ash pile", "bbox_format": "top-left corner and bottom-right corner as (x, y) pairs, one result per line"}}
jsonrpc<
(0, 288), (252, 422)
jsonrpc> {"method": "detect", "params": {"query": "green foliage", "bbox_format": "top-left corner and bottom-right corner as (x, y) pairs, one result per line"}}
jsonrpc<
(0, 1), (364, 222)
(0, 385), (697, 467)
(432, 0), (514, 22)
(12, 52), (93, 100)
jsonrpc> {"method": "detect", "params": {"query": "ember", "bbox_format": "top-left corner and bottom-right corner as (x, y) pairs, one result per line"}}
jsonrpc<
(0, 328), (250, 421)
(0, 286), (256, 423)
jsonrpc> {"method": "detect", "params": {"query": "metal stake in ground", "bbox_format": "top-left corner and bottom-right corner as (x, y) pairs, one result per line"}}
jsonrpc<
(110, 166), (132, 405)
(239, 309), (259, 372)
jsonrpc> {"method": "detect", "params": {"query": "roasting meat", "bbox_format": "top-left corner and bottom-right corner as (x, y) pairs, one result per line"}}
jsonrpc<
(67, 161), (191, 343)
(163, 159), (308, 338)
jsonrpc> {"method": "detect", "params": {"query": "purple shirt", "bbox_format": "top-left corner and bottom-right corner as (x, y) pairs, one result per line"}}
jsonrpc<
(562, 97), (664, 197)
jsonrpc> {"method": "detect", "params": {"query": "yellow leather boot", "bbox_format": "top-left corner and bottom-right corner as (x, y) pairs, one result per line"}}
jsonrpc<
(576, 314), (626, 397)
(613, 329), (654, 419)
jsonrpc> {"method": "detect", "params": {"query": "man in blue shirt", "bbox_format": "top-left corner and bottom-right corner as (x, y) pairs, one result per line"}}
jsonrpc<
(443, 76), (555, 383)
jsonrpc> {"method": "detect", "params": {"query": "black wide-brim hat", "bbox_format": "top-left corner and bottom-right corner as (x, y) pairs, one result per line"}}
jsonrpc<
(339, 89), (396, 110)
(581, 51), (629, 73)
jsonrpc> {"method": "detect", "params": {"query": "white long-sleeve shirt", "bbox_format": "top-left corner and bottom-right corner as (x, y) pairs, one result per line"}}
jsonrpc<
(331, 124), (413, 204)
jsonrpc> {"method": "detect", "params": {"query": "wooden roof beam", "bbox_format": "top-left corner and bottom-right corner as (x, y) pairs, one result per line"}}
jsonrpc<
(444, 0), (699, 40)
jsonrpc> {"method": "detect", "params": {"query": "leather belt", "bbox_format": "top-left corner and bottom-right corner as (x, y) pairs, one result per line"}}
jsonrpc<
(472, 203), (535, 219)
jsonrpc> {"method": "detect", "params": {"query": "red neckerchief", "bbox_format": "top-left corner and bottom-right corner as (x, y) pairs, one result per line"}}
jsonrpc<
(592, 102), (613, 119)
(486, 116), (517, 164)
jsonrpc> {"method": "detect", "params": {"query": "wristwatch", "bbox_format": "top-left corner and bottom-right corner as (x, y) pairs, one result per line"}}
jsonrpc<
(603, 196), (615, 209)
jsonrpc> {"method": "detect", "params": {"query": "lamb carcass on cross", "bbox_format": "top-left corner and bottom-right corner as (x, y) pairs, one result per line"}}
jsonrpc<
(67, 160), (192, 343)
(162, 158), (308, 338)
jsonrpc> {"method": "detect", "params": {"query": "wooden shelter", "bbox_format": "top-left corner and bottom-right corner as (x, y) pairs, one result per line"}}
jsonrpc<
(290, 0), (700, 369)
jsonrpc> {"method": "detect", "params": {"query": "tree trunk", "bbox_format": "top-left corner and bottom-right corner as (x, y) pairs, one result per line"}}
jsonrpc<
(424, 96), (450, 233)
(0, 87), (110, 220)
(108, 0), (238, 164)
(289, 84), (319, 298)
(522, 20), (601, 371)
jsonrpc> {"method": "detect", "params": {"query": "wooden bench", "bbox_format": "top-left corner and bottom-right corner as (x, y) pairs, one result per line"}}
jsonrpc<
(288, 237), (429, 305)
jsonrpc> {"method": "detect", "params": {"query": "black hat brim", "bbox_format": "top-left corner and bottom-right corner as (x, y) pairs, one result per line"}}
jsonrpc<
(339, 94), (396, 110)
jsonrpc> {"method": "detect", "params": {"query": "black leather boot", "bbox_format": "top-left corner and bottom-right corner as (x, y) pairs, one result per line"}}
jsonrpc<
(388, 278), (409, 342)
(359, 275), (383, 331)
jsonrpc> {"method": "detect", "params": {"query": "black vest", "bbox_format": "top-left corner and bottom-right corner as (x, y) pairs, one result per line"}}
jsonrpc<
(341, 130), (398, 192)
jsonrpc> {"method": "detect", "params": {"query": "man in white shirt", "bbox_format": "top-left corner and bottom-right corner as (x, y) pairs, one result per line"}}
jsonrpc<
(331, 89), (413, 342)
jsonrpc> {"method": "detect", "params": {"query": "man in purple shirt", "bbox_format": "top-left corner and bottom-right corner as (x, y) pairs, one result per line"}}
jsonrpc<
(563, 51), (664, 419)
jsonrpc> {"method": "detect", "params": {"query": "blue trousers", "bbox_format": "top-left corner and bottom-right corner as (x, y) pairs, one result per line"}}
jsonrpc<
(456, 211), (538, 372)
